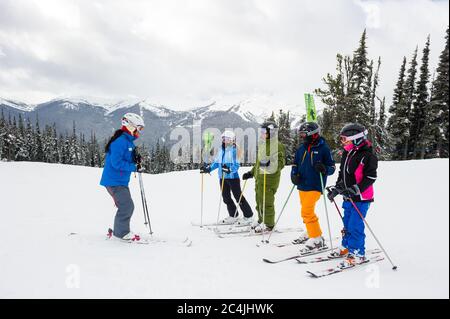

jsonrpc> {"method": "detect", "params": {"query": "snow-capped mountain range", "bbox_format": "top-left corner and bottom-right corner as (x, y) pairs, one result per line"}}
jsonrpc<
(0, 96), (305, 146)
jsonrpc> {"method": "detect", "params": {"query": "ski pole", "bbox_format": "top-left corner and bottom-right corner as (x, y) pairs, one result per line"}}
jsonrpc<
(137, 172), (148, 227)
(233, 179), (248, 218)
(139, 172), (152, 235)
(263, 184), (296, 244)
(326, 186), (344, 220)
(319, 172), (334, 251)
(200, 173), (204, 228)
(138, 172), (153, 235)
(325, 186), (348, 237)
(261, 168), (267, 242)
(348, 198), (398, 270)
(215, 173), (226, 231)
(331, 197), (347, 237)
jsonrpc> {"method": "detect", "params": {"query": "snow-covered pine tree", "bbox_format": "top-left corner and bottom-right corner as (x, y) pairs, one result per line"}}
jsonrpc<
(400, 47), (419, 160)
(276, 110), (295, 164)
(315, 30), (384, 154)
(426, 27), (449, 158)
(15, 114), (29, 161)
(351, 29), (372, 129)
(68, 121), (80, 165)
(315, 53), (348, 151)
(387, 57), (408, 160)
(33, 116), (44, 162)
(409, 36), (431, 159)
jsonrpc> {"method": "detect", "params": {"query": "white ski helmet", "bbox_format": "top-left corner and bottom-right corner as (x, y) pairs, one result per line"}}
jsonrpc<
(221, 130), (236, 142)
(122, 113), (145, 130)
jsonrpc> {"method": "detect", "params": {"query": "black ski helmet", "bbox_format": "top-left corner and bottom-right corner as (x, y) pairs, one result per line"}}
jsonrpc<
(339, 123), (368, 146)
(261, 121), (278, 139)
(298, 122), (321, 143)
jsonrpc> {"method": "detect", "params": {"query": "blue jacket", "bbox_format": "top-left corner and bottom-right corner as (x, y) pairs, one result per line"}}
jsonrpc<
(100, 132), (137, 187)
(291, 137), (335, 192)
(209, 146), (240, 180)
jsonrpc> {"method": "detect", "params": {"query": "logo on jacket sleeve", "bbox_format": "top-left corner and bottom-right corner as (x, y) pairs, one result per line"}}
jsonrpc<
(129, 148), (133, 151)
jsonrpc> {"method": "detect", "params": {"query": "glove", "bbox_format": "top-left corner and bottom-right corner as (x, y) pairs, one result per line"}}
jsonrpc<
(133, 151), (142, 164)
(242, 171), (253, 180)
(327, 186), (340, 202)
(291, 173), (301, 185)
(341, 185), (360, 198)
(313, 162), (327, 175)
(327, 182), (345, 201)
(222, 164), (231, 174)
(259, 159), (271, 168)
(136, 162), (145, 172)
(200, 164), (211, 174)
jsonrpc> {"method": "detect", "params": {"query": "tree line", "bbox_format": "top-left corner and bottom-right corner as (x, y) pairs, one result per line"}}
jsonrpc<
(1, 28), (448, 172)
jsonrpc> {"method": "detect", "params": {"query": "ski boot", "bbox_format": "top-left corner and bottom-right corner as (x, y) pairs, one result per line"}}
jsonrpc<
(339, 253), (367, 268)
(292, 232), (309, 245)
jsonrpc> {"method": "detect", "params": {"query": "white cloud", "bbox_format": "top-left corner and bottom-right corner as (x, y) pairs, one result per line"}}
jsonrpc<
(0, 0), (448, 110)
(355, 0), (381, 29)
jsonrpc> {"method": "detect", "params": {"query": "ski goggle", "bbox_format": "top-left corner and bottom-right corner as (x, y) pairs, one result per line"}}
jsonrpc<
(339, 130), (368, 143)
(222, 136), (234, 142)
(122, 118), (144, 131)
(299, 127), (320, 138)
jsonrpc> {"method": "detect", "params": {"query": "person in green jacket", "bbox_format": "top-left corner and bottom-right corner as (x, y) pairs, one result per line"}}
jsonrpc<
(243, 121), (286, 233)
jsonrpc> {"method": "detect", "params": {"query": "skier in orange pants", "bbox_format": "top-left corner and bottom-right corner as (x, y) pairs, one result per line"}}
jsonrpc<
(291, 122), (336, 252)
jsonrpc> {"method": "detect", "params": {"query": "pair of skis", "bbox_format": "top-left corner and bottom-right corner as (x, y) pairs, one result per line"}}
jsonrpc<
(69, 229), (193, 247)
(262, 245), (384, 278)
(192, 220), (304, 238)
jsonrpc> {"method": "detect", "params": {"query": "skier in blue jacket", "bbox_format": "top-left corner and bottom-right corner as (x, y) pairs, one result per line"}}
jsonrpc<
(100, 113), (145, 242)
(200, 130), (254, 225)
(291, 122), (336, 251)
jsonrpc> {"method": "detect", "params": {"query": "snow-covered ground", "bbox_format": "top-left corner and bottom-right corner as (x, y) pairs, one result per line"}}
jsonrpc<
(0, 159), (448, 298)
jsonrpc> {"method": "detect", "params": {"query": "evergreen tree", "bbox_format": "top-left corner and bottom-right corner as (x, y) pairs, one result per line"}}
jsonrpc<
(15, 114), (30, 161)
(69, 121), (80, 165)
(275, 110), (295, 164)
(402, 48), (419, 159)
(351, 29), (372, 128)
(427, 27), (449, 158)
(316, 30), (384, 154)
(387, 57), (409, 159)
(409, 36), (431, 159)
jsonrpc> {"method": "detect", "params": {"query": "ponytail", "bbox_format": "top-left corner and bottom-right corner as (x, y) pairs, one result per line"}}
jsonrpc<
(105, 129), (124, 153)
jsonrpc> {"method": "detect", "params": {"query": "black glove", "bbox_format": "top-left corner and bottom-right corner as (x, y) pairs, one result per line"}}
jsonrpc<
(327, 186), (340, 202)
(200, 164), (211, 174)
(291, 173), (301, 185)
(242, 171), (253, 180)
(133, 150), (142, 164)
(259, 159), (271, 168)
(136, 162), (145, 172)
(222, 164), (231, 174)
(313, 162), (327, 175)
(341, 185), (360, 198)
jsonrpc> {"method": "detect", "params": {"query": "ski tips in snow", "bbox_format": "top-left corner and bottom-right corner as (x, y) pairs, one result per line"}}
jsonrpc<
(306, 255), (385, 278)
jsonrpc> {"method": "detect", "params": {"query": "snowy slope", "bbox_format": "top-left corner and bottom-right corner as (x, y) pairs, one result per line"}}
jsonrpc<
(0, 159), (448, 298)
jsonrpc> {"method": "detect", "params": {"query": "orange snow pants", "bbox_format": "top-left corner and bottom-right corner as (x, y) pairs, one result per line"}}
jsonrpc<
(299, 191), (322, 238)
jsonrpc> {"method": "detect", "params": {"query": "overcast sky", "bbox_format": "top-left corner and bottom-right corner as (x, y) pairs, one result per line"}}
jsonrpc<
(0, 0), (448, 110)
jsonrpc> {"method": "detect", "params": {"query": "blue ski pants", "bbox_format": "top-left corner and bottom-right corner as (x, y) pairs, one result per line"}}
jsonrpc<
(341, 201), (370, 256)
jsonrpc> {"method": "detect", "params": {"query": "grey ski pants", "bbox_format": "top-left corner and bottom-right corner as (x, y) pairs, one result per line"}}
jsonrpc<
(106, 186), (134, 238)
